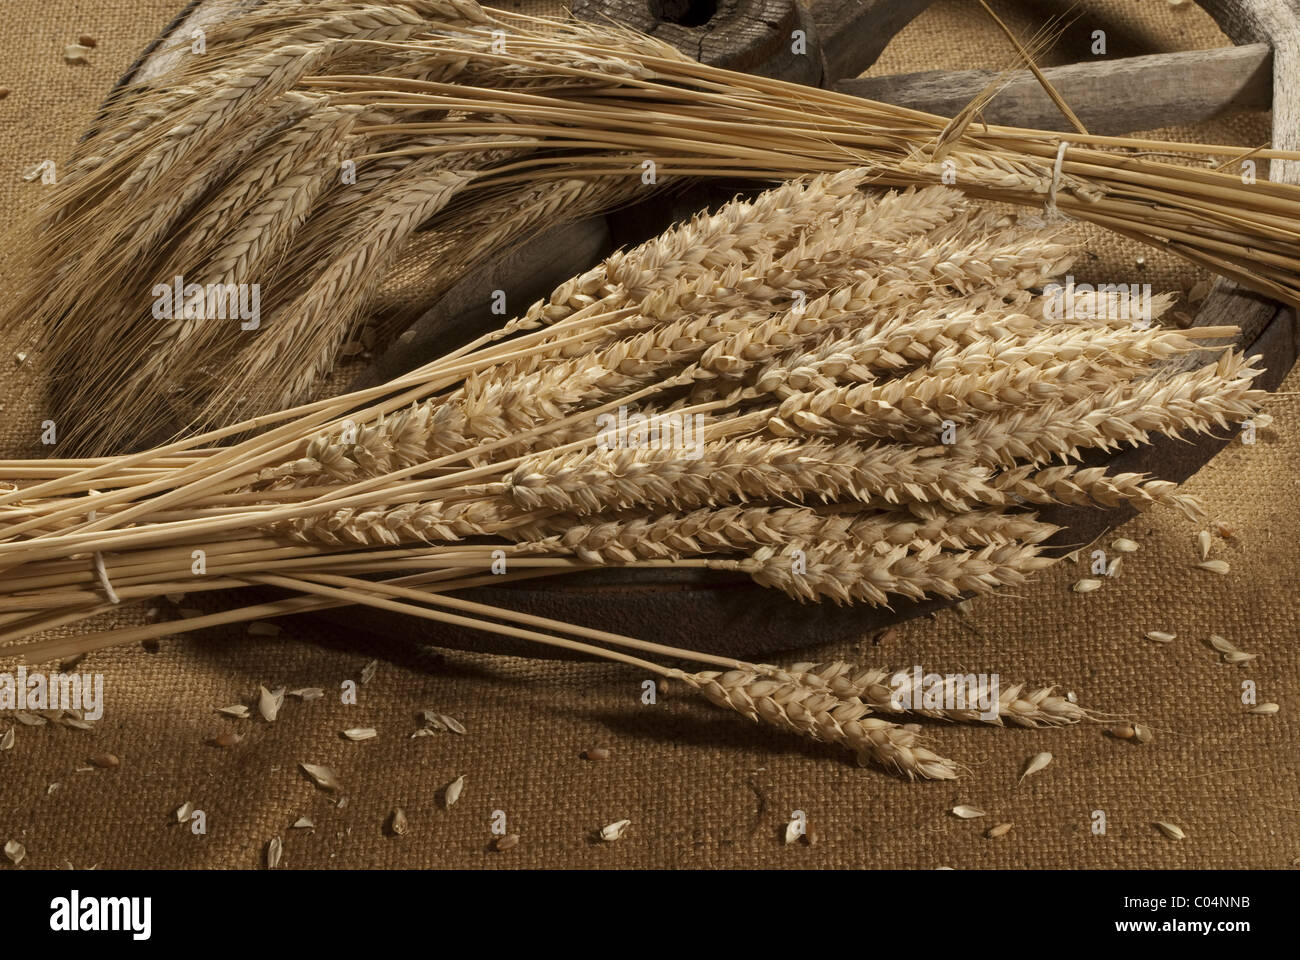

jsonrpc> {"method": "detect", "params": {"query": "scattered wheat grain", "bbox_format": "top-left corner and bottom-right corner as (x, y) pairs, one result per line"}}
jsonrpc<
(1153, 821), (1186, 840)
(1020, 751), (1052, 783)
(951, 805), (987, 819)
(438, 714), (467, 734)
(1246, 703), (1279, 715)
(416, 710), (446, 731)
(300, 762), (342, 791)
(600, 819), (631, 842)
(986, 822), (1013, 838)
(258, 685), (285, 722)
(1208, 634), (1236, 654)
(342, 727), (377, 741)
(444, 775), (465, 809)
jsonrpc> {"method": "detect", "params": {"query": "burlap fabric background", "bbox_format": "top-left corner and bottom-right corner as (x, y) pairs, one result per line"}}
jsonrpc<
(0, 0), (1295, 869)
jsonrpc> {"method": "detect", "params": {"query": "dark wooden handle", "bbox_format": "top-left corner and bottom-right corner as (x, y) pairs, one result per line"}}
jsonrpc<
(572, 0), (822, 84)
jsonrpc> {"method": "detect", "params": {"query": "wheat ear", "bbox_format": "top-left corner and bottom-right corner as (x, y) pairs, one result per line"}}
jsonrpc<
(678, 668), (961, 779)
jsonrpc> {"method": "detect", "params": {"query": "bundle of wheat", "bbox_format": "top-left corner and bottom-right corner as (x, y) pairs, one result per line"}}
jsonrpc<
(6, 0), (1295, 453)
(0, 174), (1266, 776)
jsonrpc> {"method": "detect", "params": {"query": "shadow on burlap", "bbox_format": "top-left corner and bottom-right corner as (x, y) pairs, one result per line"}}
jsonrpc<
(0, 0), (1295, 869)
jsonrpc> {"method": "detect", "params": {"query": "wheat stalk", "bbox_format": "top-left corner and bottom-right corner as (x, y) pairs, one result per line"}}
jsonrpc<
(679, 668), (961, 779)
(509, 505), (1057, 564)
(11, 2), (1299, 451)
(739, 540), (1053, 605)
(0, 166), (1271, 778)
(785, 661), (1090, 727)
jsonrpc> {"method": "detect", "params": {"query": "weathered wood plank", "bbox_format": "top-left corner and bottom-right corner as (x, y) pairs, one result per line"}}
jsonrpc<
(354, 217), (613, 391)
(835, 43), (1272, 135)
(572, 0), (822, 84)
(1199, 0), (1300, 181)
(1175, 2), (1298, 385)
(805, 0), (935, 84)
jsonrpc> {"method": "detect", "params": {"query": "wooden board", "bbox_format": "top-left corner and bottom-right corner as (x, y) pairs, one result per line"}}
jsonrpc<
(837, 44), (1273, 135)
